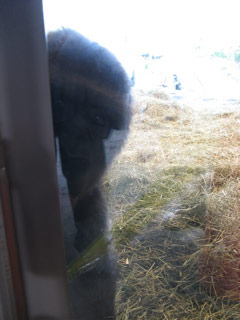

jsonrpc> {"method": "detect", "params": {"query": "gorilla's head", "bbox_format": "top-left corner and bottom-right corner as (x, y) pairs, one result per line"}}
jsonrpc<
(48, 29), (132, 197)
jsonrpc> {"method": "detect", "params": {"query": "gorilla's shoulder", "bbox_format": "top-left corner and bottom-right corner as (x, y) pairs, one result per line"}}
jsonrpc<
(48, 28), (130, 93)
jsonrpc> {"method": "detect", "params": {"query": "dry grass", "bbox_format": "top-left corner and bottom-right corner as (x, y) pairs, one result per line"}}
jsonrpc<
(104, 87), (240, 319)
(199, 171), (240, 301)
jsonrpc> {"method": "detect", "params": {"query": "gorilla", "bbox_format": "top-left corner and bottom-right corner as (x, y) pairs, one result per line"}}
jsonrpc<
(48, 29), (132, 319)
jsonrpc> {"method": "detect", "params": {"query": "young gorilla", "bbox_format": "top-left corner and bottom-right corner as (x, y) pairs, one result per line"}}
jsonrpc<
(48, 29), (131, 319)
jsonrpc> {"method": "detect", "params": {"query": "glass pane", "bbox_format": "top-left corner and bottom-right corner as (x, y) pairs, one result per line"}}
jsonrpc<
(43, 1), (240, 319)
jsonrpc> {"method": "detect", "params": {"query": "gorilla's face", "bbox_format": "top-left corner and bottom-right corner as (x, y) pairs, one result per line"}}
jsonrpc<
(52, 85), (119, 198)
(48, 29), (131, 198)
(57, 121), (105, 198)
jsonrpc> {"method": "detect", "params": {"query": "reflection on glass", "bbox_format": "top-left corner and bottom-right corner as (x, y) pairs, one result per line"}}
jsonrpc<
(44, 1), (240, 319)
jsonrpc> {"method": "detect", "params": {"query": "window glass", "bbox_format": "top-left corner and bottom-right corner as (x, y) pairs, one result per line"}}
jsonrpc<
(43, 1), (240, 318)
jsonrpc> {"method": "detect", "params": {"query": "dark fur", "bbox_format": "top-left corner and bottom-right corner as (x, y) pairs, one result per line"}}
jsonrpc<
(48, 29), (131, 319)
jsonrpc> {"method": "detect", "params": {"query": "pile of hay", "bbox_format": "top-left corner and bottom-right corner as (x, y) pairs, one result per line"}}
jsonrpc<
(199, 166), (240, 301)
(104, 87), (240, 319)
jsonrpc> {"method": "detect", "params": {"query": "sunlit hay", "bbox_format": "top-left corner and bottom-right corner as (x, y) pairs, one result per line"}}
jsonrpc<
(112, 92), (240, 174)
(104, 88), (240, 319)
(147, 88), (171, 100)
(145, 99), (179, 118)
(112, 167), (205, 248)
(162, 176), (207, 231)
(134, 87), (171, 101)
(210, 165), (240, 190)
(199, 174), (240, 301)
(107, 90), (240, 235)
(132, 88), (180, 122)
(133, 96), (180, 121)
(114, 175), (240, 320)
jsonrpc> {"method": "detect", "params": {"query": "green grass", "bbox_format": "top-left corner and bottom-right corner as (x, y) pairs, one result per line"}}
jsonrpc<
(112, 166), (205, 248)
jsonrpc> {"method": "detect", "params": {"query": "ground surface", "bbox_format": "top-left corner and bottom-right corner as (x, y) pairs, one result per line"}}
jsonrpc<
(58, 86), (240, 319)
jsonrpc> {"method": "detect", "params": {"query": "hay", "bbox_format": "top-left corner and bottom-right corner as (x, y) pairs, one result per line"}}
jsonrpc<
(134, 88), (171, 101)
(199, 173), (240, 301)
(104, 87), (240, 319)
(112, 167), (205, 248)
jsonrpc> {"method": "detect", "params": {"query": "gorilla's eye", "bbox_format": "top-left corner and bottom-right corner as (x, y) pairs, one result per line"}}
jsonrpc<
(90, 115), (111, 139)
(93, 115), (105, 127)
